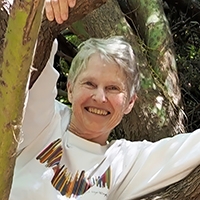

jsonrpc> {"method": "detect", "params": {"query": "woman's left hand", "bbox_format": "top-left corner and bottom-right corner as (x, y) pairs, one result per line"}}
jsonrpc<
(45, 0), (76, 24)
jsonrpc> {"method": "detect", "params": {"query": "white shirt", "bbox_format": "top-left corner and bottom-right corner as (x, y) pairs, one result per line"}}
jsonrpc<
(9, 40), (200, 200)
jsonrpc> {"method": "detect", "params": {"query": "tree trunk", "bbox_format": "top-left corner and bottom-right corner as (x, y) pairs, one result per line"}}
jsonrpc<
(0, 0), (44, 199)
(0, 0), (10, 63)
(121, 0), (185, 140)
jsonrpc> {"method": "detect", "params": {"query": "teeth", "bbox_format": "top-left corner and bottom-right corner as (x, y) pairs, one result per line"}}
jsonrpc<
(88, 107), (108, 116)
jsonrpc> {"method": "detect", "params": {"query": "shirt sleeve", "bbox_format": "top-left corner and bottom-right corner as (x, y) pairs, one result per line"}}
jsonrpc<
(110, 129), (200, 200)
(18, 40), (59, 151)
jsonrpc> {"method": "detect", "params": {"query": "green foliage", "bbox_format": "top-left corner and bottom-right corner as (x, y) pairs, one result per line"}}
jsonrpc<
(62, 29), (82, 46)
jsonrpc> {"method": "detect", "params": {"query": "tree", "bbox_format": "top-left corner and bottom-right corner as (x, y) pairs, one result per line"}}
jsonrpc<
(0, 0), (200, 199)
(0, 0), (45, 199)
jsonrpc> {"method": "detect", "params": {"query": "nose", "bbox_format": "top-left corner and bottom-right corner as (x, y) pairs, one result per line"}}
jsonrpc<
(92, 88), (107, 103)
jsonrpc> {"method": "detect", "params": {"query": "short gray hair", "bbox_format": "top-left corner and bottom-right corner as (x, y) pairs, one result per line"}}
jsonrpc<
(68, 36), (140, 97)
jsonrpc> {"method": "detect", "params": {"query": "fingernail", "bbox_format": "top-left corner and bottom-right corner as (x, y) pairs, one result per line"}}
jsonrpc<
(69, 0), (76, 7)
(62, 14), (68, 20)
(57, 18), (63, 24)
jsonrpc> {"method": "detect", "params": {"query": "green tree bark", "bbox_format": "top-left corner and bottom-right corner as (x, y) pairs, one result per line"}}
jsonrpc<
(121, 0), (185, 140)
(0, 0), (44, 199)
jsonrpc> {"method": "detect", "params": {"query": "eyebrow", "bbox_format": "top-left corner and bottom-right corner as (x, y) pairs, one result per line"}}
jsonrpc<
(80, 76), (96, 82)
(80, 76), (125, 88)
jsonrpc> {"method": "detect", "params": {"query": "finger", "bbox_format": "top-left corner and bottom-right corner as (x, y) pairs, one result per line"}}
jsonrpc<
(45, 0), (55, 21)
(51, 0), (63, 24)
(68, 0), (76, 8)
(59, 0), (69, 21)
(60, 0), (76, 21)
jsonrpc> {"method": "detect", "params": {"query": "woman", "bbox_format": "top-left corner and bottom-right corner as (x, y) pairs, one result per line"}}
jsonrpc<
(9, 34), (200, 200)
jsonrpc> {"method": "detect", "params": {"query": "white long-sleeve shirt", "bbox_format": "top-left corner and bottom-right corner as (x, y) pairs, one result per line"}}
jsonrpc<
(9, 40), (200, 200)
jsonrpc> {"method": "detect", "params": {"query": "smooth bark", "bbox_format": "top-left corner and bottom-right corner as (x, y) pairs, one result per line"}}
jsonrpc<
(0, 0), (44, 199)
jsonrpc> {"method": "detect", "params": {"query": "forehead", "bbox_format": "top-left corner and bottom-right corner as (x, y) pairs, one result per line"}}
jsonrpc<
(79, 53), (126, 79)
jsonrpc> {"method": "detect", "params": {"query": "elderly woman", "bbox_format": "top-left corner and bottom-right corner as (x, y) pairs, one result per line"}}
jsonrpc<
(9, 34), (200, 200)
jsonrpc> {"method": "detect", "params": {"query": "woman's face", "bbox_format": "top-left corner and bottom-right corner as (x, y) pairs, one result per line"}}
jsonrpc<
(67, 53), (136, 144)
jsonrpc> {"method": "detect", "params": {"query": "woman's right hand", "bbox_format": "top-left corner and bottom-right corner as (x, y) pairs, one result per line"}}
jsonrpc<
(45, 0), (76, 24)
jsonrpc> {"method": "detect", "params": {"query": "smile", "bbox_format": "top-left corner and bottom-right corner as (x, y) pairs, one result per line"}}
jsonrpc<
(86, 107), (109, 116)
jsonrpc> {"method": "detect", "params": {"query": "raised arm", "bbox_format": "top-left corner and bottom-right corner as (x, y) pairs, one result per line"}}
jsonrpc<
(19, 40), (59, 152)
(18, 0), (77, 151)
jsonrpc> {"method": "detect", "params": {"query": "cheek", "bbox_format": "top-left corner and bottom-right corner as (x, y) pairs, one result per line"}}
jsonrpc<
(71, 89), (91, 105)
(110, 94), (127, 110)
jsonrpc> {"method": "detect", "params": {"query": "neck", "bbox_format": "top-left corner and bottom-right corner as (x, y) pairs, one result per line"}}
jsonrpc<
(68, 124), (109, 146)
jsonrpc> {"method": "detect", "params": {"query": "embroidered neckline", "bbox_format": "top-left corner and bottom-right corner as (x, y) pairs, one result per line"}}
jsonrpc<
(36, 138), (111, 198)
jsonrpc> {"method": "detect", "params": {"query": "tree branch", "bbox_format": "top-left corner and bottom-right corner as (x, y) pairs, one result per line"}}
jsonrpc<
(29, 0), (107, 88)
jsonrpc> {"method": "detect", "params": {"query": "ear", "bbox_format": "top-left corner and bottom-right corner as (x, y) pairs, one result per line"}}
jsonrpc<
(124, 94), (137, 115)
(67, 82), (73, 103)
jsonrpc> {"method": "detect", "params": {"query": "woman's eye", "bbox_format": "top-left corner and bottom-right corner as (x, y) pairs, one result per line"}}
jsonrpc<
(107, 85), (120, 91)
(85, 81), (95, 87)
